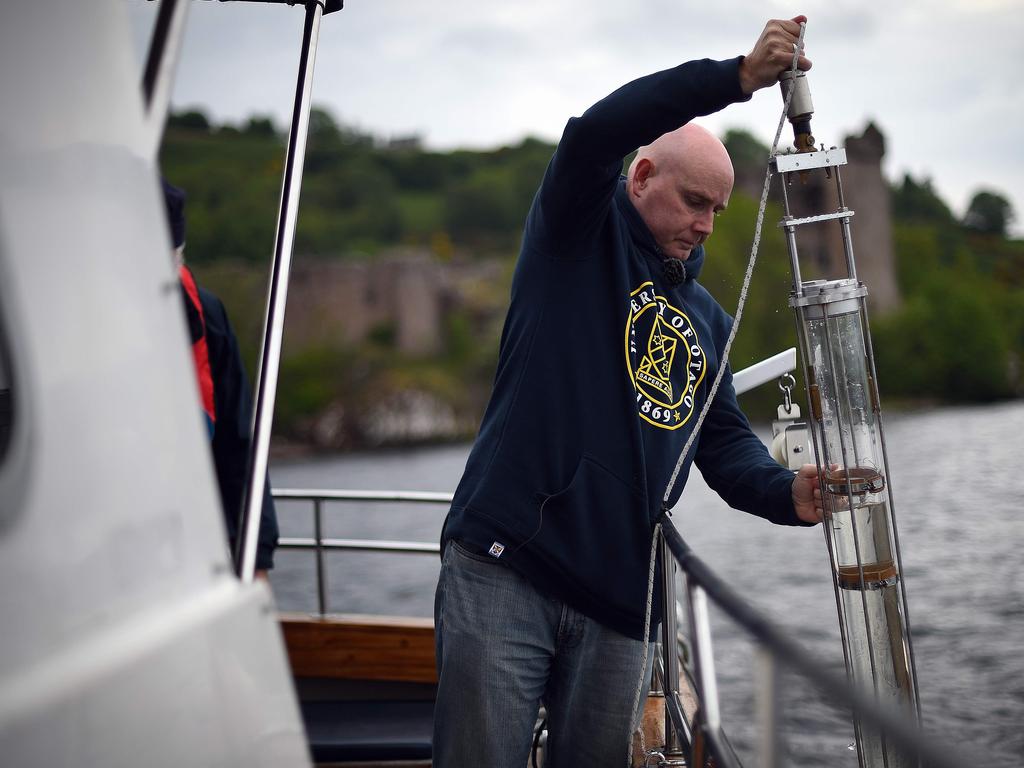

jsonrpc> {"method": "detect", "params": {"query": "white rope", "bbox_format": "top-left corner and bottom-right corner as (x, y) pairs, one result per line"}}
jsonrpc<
(627, 24), (807, 766)
(660, 22), (807, 509)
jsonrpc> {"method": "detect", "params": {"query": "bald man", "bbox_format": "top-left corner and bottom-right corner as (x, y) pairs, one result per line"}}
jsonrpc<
(434, 17), (821, 767)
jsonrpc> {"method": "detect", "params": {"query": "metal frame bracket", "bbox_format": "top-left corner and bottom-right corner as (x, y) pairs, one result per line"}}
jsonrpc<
(771, 147), (848, 174)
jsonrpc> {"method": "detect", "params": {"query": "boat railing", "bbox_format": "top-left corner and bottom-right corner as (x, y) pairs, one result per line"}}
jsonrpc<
(657, 516), (959, 768)
(271, 349), (801, 615)
(272, 490), (959, 768)
(269, 348), (958, 766)
(274, 488), (450, 615)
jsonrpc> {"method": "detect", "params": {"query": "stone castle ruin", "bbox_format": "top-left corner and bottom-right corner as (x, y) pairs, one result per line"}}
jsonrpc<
(287, 123), (899, 359)
(283, 252), (504, 358)
(736, 122), (900, 315)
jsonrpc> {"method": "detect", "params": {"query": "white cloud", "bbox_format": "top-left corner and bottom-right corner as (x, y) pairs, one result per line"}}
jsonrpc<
(128, 1), (1024, 230)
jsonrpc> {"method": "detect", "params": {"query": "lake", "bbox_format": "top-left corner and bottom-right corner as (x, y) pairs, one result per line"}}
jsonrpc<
(269, 400), (1024, 767)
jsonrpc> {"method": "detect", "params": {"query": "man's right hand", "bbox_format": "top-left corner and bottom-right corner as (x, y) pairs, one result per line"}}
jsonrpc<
(738, 16), (813, 96)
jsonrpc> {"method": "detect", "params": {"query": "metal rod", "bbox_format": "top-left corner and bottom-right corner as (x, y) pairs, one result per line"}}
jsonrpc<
(730, 347), (796, 395)
(705, 729), (744, 768)
(779, 172), (794, 217)
(839, 215), (859, 284)
(834, 167), (859, 282)
(314, 499), (327, 615)
(139, 0), (190, 160)
(273, 488), (454, 504)
(785, 225), (804, 294)
(652, 659), (695, 756)
(237, 0), (324, 582)
(794, 305), (864, 766)
(834, 162), (850, 209)
(858, 304), (924, 726)
(686, 583), (721, 731)
(756, 649), (781, 768)
(660, 533), (683, 754)
(778, 177), (805, 294)
(277, 537), (440, 554)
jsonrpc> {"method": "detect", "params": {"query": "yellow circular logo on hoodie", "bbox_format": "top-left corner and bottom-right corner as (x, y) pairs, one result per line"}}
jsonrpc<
(625, 282), (707, 430)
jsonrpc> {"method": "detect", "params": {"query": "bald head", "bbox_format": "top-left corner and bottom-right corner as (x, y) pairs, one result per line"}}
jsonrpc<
(627, 123), (735, 261)
(629, 123), (734, 195)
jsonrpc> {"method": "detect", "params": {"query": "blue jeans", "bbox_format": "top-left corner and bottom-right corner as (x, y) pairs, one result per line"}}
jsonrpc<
(433, 541), (654, 768)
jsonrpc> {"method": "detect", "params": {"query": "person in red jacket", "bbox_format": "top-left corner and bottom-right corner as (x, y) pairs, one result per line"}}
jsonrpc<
(163, 179), (278, 577)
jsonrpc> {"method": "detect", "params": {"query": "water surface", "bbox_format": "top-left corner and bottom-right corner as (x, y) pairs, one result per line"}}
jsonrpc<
(270, 401), (1024, 767)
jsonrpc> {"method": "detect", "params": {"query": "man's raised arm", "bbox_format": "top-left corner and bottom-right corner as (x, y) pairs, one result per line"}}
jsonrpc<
(533, 16), (812, 249)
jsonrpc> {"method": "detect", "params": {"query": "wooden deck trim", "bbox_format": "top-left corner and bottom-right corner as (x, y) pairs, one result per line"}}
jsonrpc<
(279, 612), (438, 684)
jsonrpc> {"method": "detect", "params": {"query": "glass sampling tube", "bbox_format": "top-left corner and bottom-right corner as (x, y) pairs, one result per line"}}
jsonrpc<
(794, 279), (917, 768)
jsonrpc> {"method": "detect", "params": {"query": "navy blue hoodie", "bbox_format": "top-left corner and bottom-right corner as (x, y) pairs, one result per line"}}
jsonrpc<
(441, 57), (805, 640)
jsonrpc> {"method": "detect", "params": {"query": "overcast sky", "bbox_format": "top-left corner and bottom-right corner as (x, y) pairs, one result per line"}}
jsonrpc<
(129, 0), (1024, 233)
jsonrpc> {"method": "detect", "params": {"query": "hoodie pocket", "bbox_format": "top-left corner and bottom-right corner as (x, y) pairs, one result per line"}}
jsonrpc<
(534, 455), (653, 613)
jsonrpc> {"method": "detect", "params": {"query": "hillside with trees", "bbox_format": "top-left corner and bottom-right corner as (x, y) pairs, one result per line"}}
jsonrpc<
(161, 108), (1024, 450)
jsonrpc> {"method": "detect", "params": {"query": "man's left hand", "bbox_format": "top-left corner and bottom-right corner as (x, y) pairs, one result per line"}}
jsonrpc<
(739, 16), (813, 95)
(792, 464), (824, 524)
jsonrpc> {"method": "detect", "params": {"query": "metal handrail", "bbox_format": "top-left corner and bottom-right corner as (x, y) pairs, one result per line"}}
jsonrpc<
(730, 348), (796, 396)
(273, 488), (451, 614)
(275, 488), (454, 504)
(278, 537), (440, 554)
(658, 517), (962, 768)
(272, 485), (963, 767)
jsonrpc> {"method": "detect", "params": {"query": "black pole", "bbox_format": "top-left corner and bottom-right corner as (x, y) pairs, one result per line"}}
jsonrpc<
(236, 0), (324, 580)
(141, 0), (180, 110)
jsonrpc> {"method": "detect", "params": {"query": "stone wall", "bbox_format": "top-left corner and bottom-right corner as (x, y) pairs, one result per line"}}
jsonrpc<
(282, 251), (502, 357)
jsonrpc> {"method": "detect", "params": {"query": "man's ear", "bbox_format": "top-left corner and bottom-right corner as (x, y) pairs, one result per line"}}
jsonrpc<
(631, 158), (654, 197)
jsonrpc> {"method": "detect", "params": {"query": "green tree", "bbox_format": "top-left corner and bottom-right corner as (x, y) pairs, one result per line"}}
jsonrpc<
(443, 165), (523, 249)
(891, 174), (955, 226)
(963, 189), (1015, 236)
(167, 109), (211, 133)
(244, 115), (278, 138)
(160, 109), (1024, 445)
(723, 128), (770, 173)
(873, 279), (1011, 401)
(308, 106), (342, 145)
